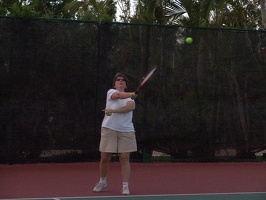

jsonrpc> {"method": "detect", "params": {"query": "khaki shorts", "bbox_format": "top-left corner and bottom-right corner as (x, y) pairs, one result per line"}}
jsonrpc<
(100, 127), (137, 153)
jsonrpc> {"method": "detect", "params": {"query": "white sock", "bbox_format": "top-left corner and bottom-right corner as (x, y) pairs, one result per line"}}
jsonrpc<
(123, 182), (128, 187)
(100, 177), (107, 183)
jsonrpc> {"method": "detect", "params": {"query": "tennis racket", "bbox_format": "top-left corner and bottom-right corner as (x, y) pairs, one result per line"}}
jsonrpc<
(135, 66), (157, 94)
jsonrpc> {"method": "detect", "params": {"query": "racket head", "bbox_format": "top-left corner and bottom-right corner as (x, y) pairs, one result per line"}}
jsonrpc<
(139, 67), (157, 87)
(135, 66), (157, 94)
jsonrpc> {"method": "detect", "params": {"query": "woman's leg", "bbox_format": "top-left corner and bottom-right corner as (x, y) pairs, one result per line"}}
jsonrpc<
(100, 152), (113, 178)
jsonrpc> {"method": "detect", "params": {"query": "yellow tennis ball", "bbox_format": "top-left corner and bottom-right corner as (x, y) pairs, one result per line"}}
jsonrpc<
(107, 112), (112, 116)
(186, 37), (193, 44)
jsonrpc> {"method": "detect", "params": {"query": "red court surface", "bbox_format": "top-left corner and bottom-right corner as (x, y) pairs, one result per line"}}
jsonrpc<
(0, 162), (265, 199)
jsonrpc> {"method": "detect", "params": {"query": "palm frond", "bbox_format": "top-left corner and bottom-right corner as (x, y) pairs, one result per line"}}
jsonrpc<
(165, 0), (186, 17)
(64, 1), (85, 13)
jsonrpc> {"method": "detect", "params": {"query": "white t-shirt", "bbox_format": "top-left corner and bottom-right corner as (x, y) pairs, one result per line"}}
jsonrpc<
(101, 89), (135, 132)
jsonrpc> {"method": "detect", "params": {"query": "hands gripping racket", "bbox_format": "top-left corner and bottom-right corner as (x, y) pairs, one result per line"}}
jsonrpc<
(135, 66), (157, 94)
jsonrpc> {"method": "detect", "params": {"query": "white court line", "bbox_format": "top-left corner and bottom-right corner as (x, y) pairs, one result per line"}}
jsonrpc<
(2, 192), (266, 200)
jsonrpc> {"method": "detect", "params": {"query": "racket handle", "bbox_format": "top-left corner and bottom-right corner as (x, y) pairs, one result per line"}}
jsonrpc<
(135, 87), (140, 95)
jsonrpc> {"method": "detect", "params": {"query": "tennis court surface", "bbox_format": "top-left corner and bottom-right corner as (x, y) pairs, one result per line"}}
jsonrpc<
(5, 193), (266, 200)
(1, 162), (265, 200)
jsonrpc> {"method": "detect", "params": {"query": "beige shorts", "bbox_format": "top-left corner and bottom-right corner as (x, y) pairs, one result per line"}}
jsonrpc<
(99, 127), (137, 153)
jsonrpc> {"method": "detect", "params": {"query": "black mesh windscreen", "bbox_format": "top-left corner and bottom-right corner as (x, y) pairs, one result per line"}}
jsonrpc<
(0, 17), (265, 163)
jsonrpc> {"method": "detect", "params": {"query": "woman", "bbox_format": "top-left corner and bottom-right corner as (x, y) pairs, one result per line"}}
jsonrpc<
(93, 72), (138, 195)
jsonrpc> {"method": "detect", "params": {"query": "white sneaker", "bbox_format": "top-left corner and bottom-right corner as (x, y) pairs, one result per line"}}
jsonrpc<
(93, 181), (107, 192)
(122, 185), (130, 195)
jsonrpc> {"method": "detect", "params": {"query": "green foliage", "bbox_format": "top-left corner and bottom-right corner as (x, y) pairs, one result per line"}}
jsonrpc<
(9, 2), (37, 19)
(0, 0), (72, 19)
(0, 0), (263, 29)
(64, 0), (116, 22)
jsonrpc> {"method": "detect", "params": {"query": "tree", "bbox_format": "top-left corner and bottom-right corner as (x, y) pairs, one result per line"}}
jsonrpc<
(116, 0), (131, 22)
(130, 0), (186, 25)
(164, 0), (263, 29)
(261, 0), (266, 28)
(30, 0), (73, 19)
(63, 0), (116, 22)
(0, 0), (72, 19)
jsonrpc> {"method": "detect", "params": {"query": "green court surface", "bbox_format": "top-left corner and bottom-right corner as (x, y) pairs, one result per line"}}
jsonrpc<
(11, 192), (266, 200)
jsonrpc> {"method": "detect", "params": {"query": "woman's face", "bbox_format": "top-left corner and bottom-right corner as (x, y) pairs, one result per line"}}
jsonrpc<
(114, 76), (127, 91)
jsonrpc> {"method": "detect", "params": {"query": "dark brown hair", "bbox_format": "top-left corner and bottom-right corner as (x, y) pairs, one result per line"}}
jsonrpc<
(113, 72), (129, 87)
